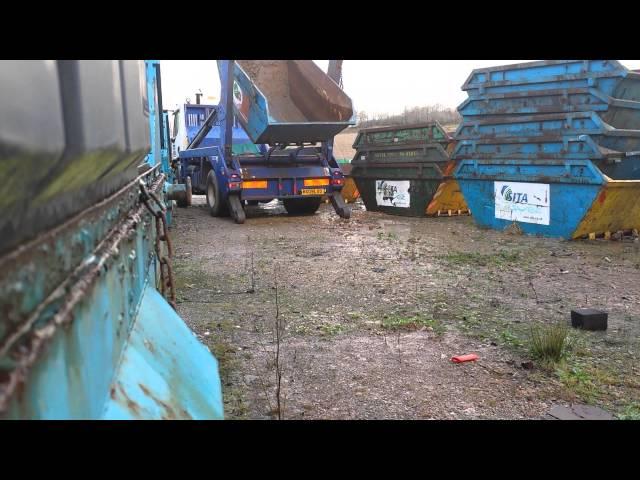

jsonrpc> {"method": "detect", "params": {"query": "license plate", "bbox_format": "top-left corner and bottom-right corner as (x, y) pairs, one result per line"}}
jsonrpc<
(301, 188), (326, 195)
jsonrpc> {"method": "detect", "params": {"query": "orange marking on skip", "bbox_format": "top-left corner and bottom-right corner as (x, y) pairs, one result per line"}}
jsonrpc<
(598, 190), (607, 204)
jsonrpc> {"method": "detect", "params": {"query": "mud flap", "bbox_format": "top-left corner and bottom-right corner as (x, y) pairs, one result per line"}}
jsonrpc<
(330, 192), (351, 219)
(228, 194), (246, 224)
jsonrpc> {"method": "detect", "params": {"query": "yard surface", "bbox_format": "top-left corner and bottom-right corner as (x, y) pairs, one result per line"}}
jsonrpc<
(172, 198), (640, 420)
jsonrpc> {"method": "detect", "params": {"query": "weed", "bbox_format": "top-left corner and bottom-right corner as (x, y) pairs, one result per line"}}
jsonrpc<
(318, 322), (345, 336)
(208, 339), (238, 380)
(458, 312), (481, 333)
(556, 363), (602, 402)
(499, 329), (524, 348)
(529, 322), (569, 363)
(382, 315), (445, 334)
(292, 323), (311, 336)
(617, 402), (640, 420)
(565, 330), (591, 358)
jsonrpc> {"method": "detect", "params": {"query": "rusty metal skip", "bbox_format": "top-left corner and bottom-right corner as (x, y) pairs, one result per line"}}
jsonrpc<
(0, 60), (223, 419)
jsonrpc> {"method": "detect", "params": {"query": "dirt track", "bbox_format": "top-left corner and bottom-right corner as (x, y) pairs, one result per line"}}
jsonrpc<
(172, 198), (640, 420)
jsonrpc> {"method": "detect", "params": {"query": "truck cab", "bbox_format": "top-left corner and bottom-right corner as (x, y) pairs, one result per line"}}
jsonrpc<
(172, 103), (262, 161)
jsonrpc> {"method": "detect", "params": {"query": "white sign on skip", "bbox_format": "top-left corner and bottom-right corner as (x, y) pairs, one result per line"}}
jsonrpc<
(376, 180), (410, 208)
(494, 181), (550, 225)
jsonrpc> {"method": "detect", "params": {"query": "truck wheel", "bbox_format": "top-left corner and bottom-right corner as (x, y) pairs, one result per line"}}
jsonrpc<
(283, 197), (322, 215)
(206, 171), (224, 217)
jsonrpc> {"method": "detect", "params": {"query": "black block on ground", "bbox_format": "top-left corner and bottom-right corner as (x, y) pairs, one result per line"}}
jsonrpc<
(571, 308), (608, 331)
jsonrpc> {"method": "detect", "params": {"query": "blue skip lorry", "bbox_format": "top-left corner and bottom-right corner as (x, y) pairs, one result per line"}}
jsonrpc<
(173, 60), (356, 223)
(0, 60), (223, 419)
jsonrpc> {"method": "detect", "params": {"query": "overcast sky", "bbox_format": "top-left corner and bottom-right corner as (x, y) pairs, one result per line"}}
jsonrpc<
(160, 60), (640, 116)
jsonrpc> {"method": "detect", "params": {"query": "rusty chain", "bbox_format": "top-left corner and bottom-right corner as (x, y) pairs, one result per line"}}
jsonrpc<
(139, 178), (177, 310)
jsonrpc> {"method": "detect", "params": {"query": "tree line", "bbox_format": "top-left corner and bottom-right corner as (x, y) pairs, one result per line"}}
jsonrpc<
(353, 104), (461, 130)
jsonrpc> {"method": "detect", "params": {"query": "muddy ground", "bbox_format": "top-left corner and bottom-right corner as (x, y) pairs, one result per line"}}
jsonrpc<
(171, 198), (640, 420)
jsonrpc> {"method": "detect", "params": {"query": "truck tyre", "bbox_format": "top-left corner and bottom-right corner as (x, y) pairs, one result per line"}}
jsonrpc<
(206, 171), (224, 217)
(283, 197), (322, 215)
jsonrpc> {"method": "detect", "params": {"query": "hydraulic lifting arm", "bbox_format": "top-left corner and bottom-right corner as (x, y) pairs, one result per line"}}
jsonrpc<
(323, 60), (343, 162)
(324, 60), (351, 219)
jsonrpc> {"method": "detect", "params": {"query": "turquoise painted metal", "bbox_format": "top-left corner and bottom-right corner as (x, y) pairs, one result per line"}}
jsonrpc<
(456, 159), (604, 238)
(104, 287), (223, 420)
(460, 60), (640, 99)
(0, 60), (223, 419)
(453, 60), (640, 240)
(454, 112), (640, 179)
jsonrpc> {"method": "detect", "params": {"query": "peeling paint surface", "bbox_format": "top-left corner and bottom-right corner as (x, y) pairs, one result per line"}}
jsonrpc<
(103, 287), (223, 420)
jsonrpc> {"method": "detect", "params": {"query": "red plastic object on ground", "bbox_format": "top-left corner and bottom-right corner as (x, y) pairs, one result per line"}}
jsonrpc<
(451, 354), (479, 363)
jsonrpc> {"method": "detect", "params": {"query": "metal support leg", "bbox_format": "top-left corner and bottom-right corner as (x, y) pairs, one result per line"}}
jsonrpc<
(228, 194), (246, 224)
(330, 192), (351, 219)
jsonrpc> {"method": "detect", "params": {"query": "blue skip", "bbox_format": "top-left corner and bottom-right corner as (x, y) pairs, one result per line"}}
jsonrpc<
(453, 60), (640, 240)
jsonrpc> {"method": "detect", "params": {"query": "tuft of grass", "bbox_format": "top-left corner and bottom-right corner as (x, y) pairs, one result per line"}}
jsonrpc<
(377, 231), (398, 242)
(292, 321), (346, 337)
(382, 315), (445, 335)
(208, 339), (238, 380)
(292, 323), (311, 336)
(499, 329), (524, 348)
(458, 312), (481, 333)
(617, 402), (640, 420)
(529, 322), (569, 363)
(318, 322), (345, 336)
(556, 364), (602, 403)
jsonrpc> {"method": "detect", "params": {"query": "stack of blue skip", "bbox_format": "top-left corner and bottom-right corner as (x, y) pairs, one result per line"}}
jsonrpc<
(452, 60), (640, 239)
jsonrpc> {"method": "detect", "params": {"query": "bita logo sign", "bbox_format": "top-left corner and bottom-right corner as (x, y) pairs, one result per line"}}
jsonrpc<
(500, 185), (529, 203)
(495, 181), (550, 226)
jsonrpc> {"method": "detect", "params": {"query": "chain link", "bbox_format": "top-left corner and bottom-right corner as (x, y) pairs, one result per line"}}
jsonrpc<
(139, 178), (177, 310)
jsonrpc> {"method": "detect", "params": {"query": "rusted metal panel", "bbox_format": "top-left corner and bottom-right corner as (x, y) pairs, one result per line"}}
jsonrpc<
(351, 123), (469, 217)
(0, 60), (149, 256)
(461, 60), (635, 98)
(0, 170), (160, 417)
(0, 169), (223, 419)
(103, 287), (223, 420)
(0, 60), (223, 419)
